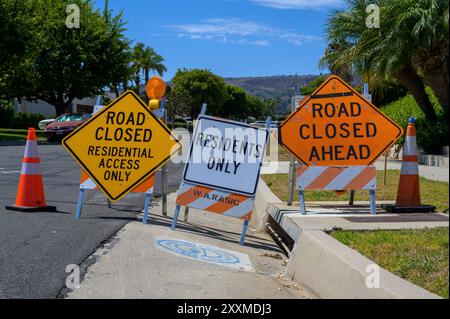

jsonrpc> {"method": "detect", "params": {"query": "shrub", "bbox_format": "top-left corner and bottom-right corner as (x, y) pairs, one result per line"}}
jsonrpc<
(0, 101), (45, 129)
(381, 88), (448, 154)
(0, 101), (15, 127)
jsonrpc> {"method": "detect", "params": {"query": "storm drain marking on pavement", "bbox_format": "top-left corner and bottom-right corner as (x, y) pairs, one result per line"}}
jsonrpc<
(155, 238), (254, 272)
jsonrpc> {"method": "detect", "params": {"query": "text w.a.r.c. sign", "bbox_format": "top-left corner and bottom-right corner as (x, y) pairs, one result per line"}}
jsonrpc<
(278, 75), (403, 166)
(183, 115), (269, 196)
(63, 91), (181, 201)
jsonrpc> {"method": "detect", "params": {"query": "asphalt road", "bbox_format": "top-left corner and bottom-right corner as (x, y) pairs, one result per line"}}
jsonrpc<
(0, 144), (183, 298)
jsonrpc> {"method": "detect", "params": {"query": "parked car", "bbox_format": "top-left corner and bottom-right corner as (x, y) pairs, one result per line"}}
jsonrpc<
(44, 113), (92, 142)
(38, 119), (55, 130)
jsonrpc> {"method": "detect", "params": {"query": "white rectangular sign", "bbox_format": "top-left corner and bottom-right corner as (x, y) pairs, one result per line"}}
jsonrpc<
(183, 115), (269, 196)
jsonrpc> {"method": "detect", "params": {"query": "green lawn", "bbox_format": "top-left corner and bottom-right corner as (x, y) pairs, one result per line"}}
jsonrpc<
(330, 228), (449, 298)
(0, 128), (45, 141)
(262, 170), (449, 213)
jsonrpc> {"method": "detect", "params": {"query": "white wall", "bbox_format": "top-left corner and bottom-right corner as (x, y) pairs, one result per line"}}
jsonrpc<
(20, 100), (56, 118)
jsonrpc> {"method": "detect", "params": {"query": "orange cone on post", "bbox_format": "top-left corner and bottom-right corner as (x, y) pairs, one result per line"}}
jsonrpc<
(382, 118), (435, 213)
(5, 128), (56, 212)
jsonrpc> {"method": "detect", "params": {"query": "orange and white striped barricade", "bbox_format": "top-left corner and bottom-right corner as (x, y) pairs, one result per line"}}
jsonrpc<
(174, 181), (254, 244)
(170, 106), (270, 245)
(76, 170), (156, 223)
(296, 164), (377, 215)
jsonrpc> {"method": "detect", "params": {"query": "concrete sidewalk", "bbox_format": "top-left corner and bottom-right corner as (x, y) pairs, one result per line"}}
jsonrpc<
(65, 194), (311, 299)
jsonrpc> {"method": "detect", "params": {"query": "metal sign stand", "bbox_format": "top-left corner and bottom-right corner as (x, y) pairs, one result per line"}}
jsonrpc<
(171, 108), (270, 246)
(75, 186), (154, 223)
(171, 103), (207, 229)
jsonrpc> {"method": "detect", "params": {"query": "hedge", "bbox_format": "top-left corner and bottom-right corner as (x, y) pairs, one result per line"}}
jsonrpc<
(0, 102), (45, 129)
(381, 88), (448, 154)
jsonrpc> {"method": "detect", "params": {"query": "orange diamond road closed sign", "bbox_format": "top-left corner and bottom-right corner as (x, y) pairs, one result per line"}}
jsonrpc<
(279, 75), (403, 166)
(63, 90), (181, 201)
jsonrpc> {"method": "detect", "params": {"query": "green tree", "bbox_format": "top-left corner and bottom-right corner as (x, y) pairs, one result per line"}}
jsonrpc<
(2, 0), (131, 115)
(131, 42), (145, 96)
(246, 94), (275, 120)
(320, 0), (448, 123)
(394, 0), (449, 119)
(141, 47), (167, 85)
(165, 85), (192, 128)
(0, 0), (36, 97)
(220, 85), (248, 120)
(102, 0), (131, 99)
(300, 76), (327, 95)
(171, 69), (227, 119)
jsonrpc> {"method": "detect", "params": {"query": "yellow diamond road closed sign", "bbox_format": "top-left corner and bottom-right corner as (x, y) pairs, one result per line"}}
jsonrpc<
(63, 90), (182, 202)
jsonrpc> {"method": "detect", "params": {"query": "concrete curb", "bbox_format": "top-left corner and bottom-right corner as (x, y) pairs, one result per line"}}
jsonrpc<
(257, 179), (443, 299)
(249, 178), (282, 232)
(286, 230), (442, 299)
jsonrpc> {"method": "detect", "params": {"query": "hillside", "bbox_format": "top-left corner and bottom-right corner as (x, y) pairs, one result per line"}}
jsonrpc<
(224, 75), (322, 114)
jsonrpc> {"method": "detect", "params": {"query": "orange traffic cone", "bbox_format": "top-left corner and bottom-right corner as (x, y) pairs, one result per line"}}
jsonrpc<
(382, 117), (435, 213)
(5, 128), (56, 212)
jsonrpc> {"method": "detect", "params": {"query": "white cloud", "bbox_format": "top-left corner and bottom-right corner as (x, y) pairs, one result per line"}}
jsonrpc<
(250, 0), (342, 9)
(165, 18), (320, 47)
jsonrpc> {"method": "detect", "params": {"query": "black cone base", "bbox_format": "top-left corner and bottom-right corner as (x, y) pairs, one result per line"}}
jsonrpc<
(382, 204), (436, 214)
(5, 205), (57, 212)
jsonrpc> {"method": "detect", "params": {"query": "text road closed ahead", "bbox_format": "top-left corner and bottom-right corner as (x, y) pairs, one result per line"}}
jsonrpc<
(63, 91), (181, 201)
(278, 75), (403, 166)
(183, 116), (269, 196)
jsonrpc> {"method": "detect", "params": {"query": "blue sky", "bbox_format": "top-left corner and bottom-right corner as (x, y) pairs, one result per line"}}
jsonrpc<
(95, 0), (344, 81)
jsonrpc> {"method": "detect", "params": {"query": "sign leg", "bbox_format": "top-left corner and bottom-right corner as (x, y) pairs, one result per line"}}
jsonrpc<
(183, 207), (190, 222)
(239, 220), (249, 246)
(162, 166), (167, 216)
(171, 205), (181, 230)
(287, 157), (295, 206)
(370, 189), (377, 215)
(76, 189), (85, 220)
(299, 190), (306, 215)
(349, 190), (355, 206)
(142, 192), (153, 224)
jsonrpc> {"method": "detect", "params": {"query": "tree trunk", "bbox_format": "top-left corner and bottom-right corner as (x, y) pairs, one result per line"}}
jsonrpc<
(395, 66), (438, 123)
(54, 103), (67, 116)
(144, 69), (149, 103)
(135, 76), (140, 96)
(421, 61), (449, 122)
(145, 68), (149, 87)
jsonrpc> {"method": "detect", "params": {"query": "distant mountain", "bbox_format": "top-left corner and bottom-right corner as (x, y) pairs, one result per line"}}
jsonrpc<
(224, 75), (323, 114)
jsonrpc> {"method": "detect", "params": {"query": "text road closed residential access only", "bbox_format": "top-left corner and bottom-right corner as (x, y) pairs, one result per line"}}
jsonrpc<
(63, 91), (181, 201)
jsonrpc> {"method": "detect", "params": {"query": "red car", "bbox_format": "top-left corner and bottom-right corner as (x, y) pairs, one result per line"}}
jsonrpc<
(44, 113), (92, 142)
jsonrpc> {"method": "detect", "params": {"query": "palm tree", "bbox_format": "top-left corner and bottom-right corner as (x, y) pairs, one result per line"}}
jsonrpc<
(131, 42), (145, 95)
(394, 0), (449, 120)
(141, 47), (167, 85)
(320, 0), (447, 123)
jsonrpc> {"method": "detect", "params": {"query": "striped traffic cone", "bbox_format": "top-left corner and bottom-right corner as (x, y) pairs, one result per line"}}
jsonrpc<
(5, 128), (56, 212)
(382, 117), (435, 213)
